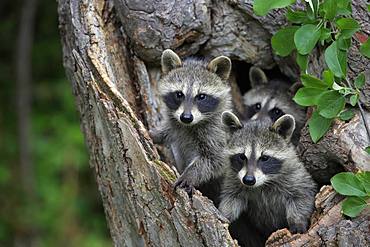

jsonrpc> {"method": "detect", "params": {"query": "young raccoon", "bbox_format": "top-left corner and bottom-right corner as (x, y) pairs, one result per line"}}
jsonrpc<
(219, 112), (317, 244)
(151, 49), (232, 195)
(243, 66), (305, 144)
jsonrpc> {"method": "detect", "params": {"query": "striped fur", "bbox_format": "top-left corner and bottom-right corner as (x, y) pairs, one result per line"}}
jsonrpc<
(243, 66), (305, 144)
(219, 113), (317, 246)
(151, 50), (233, 198)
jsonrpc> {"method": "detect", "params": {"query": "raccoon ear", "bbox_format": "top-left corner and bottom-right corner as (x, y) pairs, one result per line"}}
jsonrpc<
(207, 56), (232, 81)
(271, 114), (296, 140)
(222, 111), (243, 131)
(161, 49), (182, 74)
(249, 66), (268, 88)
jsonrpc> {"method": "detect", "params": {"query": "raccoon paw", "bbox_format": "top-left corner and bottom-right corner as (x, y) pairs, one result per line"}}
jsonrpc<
(288, 222), (308, 234)
(173, 179), (194, 197)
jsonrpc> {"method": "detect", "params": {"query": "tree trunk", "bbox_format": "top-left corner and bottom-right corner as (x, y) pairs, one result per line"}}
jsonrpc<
(15, 0), (38, 245)
(57, 0), (369, 246)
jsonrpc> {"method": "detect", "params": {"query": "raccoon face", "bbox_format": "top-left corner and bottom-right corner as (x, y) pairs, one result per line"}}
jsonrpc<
(244, 92), (286, 123)
(243, 66), (305, 125)
(159, 50), (232, 125)
(223, 112), (296, 188)
(230, 146), (284, 187)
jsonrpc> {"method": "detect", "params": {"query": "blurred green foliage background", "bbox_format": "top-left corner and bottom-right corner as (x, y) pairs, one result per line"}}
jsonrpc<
(0, 0), (111, 246)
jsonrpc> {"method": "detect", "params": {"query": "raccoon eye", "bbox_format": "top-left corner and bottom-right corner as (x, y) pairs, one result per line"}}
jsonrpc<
(175, 91), (184, 99)
(239, 153), (247, 161)
(230, 153), (246, 171)
(259, 155), (270, 162)
(197, 94), (207, 101)
(269, 107), (284, 121)
(273, 108), (282, 115)
(254, 103), (261, 111)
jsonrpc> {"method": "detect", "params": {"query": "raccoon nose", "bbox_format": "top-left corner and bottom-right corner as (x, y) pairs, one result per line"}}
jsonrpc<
(242, 175), (256, 186)
(180, 113), (193, 123)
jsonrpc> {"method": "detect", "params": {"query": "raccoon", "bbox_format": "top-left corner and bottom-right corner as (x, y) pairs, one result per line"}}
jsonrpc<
(219, 112), (317, 244)
(151, 49), (233, 196)
(243, 66), (305, 144)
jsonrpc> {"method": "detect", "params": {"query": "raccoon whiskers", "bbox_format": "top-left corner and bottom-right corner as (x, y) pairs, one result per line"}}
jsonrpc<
(152, 49), (233, 202)
(219, 112), (317, 245)
(243, 66), (306, 145)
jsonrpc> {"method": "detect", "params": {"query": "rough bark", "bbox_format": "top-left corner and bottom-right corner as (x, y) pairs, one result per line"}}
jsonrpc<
(58, 0), (236, 246)
(58, 0), (369, 246)
(298, 112), (370, 185)
(295, 1), (370, 186)
(266, 186), (370, 247)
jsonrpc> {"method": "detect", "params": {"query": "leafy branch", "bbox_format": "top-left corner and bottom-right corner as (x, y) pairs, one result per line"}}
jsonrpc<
(331, 172), (370, 217)
(254, 0), (370, 146)
(252, 0), (370, 218)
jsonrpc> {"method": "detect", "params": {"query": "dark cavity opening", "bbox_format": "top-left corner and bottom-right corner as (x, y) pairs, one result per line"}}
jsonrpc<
(263, 65), (292, 84)
(232, 60), (293, 95)
(232, 60), (252, 94)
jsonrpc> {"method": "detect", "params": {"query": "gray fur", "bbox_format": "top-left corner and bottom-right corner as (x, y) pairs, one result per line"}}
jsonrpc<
(249, 66), (268, 87)
(271, 114), (295, 140)
(222, 111), (243, 131)
(151, 49), (233, 191)
(219, 114), (317, 238)
(161, 49), (182, 75)
(207, 56), (232, 81)
(243, 66), (305, 144)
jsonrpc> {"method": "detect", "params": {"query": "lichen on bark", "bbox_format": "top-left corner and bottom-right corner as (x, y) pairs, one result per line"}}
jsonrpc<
(58, 0), (370, 246)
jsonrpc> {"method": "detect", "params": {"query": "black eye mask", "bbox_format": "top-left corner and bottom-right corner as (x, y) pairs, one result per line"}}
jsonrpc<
(230, 153), (246, 171)
(196, 94), (220, 113)
(163, 91), (183, 110)
(268, 107), (285, 122)
(245, 103), (261, 119)
(258, 155), (282, 174)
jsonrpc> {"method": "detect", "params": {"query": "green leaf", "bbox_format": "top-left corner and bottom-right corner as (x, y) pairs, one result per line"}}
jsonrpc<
(341, 196), (368, 217)
(294, 24), (321, 55)
(332, 82), (344, 90)
(337, 38), (351, 51)
(337, 0), (350, 9)
(365, 146), (370, 155)
(337, 8), (352, 16)
(253, 0), (296, 16)
(271, 27), (298, 56)
(339, 109), (355, 121)
(325, 41), (345, 78)
(301, 74), (328, 89)
(320, 27), (332, 42)
(368, 4), (370, 12)
(336, 0), (352, 15)
(308, 111), (333, 143)
(339, 87), (355, 97)
(357, 171), (370, 193)
(336, 18), (360, 39)
(331, 172), (367, 197)
(286, 9), (308, 23)
(338, 49), (347, 76)
(306, 0), (319, 17)
(322, 70), (334, 87)
(360, 39), (370, 59)
(322, 0), (337, 20)
(355, 73), (366, 89)
(350, 94), (359, 106)
(317, 90), (346, 118)
(296, 53), (308, 71)
(293, 88), (325, 106)
(306, 2), (315, 20)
